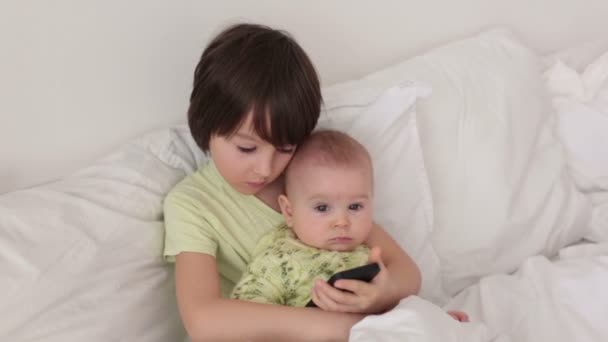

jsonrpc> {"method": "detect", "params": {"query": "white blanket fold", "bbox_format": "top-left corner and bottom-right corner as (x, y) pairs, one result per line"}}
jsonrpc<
(350, 296), (507, 342)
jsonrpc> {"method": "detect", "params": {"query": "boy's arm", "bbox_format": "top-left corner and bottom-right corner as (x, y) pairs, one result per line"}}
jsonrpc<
(176, 252), (364, 342)
(364, 223), (421, 301)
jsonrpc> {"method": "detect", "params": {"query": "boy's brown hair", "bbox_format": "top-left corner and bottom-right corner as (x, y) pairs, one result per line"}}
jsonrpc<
(188, 23), (322, 152)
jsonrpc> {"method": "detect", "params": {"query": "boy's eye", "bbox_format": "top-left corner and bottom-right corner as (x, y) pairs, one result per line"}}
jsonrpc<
(237, 146), (256, 153)
(314, 204), (329, 212)
(276, 145), (296, 154)
(349, 203), (363, 211)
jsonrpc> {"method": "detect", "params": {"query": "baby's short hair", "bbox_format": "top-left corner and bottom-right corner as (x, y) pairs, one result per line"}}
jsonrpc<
(285, 130), (373, 190)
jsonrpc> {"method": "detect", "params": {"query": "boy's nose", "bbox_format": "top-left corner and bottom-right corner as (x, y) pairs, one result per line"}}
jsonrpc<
(254, 155), (273, 178)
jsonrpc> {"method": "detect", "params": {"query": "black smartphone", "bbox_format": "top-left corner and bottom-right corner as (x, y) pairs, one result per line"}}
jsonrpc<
(305, 263), (380, 308)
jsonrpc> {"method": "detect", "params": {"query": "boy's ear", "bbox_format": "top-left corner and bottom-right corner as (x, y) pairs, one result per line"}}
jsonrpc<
(278, 194), (294, 227)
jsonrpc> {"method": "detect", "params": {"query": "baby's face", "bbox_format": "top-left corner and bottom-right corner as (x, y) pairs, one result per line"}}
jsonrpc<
(281, 163), (373, 252)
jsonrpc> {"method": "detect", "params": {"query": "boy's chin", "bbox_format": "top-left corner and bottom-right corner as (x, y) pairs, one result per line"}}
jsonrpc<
(232, 183), (262, 195)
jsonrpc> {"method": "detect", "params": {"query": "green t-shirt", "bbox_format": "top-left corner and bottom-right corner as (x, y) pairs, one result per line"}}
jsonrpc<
(231, 224), (370, 307)
(163, 160), (284, 297)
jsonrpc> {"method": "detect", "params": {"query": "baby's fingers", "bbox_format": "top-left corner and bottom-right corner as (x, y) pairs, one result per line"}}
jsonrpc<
(312, 280), (360, 312)
(318, 280), (357, 304)
(333, 279), (371, 295)
(311, 281), (340, 311)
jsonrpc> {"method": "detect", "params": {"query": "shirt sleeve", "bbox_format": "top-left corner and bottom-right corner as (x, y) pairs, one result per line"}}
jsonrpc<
(163, 188), (218, 262)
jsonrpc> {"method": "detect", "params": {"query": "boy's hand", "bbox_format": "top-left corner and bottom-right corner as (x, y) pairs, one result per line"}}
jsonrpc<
(310, 247), (399, 314)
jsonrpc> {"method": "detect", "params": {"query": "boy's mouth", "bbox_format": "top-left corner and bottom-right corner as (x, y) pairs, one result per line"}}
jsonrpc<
(246, 180), (266, 188)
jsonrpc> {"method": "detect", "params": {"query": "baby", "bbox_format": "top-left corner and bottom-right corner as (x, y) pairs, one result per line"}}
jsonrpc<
(231, 130), (468, 321)
(231, 129), (375, 307)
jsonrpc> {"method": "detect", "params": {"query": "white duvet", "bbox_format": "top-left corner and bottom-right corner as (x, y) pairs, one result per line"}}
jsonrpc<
(351, 242), (608, 342)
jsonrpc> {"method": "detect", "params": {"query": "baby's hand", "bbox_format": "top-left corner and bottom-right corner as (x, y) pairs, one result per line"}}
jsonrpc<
(310, 247), (398, 314)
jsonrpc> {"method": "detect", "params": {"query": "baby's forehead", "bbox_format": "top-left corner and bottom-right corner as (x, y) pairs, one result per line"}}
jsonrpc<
(285, 156), (373, 187)
(289, 148), (370, 172)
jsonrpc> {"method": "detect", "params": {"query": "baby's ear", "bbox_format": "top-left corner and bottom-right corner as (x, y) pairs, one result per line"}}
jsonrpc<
(278, 194), (294, 226)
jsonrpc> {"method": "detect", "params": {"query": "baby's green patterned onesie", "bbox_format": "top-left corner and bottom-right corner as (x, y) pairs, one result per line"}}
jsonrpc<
(231, 224), (370, 307)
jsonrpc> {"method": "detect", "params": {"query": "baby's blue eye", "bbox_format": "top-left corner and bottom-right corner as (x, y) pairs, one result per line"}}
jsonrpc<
(314, 204), (329, 212)
(237, 146), (256, 153)
(349, 203), (363, 211)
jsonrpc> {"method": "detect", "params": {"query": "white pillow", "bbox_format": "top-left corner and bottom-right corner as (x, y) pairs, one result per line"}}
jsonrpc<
(319, 84), (445, 303)
(542, 36), (608, 73)
(588, 194), (608, 242)
(544, 51), (608, 243)
(0, 127), (203, 341)
(544, 52), (608, 191)
(322, 28), (591, 296)
(415, 30), (591, 294)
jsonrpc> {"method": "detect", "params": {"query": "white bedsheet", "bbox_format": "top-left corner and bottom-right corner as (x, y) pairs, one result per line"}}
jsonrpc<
(351, 242), (608, 342)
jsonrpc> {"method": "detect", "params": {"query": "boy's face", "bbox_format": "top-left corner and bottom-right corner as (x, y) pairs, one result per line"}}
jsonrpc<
(279, 163), (374, 252)
(209, 112), (295, 195)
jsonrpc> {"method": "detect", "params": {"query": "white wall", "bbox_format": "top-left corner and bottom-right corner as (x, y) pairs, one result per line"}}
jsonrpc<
(1, 0), (608, 193)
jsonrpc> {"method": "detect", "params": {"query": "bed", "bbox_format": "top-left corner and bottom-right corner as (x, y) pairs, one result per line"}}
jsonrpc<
(2, 2), (608, 341)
